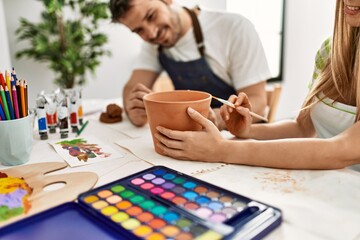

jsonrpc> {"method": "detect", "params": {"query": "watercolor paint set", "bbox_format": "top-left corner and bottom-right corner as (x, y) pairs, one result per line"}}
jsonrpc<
(0, 166), (282, 239)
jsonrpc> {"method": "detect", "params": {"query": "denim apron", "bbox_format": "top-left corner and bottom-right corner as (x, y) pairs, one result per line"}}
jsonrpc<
(158, 7), (237, 108)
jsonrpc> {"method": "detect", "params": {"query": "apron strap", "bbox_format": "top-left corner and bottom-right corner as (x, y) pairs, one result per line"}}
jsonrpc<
(183, 7), (205, 57)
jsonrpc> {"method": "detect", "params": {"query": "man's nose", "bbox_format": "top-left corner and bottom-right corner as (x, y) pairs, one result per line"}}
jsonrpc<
(142, 24), (158, 41)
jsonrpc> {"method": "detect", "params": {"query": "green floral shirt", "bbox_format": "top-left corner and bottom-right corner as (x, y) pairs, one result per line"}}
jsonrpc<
(309, 38), (331, 89)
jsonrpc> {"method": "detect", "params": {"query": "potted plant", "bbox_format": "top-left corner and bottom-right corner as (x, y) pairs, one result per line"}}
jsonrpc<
(15, 0), (110, 89)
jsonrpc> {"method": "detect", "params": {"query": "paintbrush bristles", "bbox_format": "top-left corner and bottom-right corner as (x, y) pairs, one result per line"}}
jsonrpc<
(211, 95), (268, 122)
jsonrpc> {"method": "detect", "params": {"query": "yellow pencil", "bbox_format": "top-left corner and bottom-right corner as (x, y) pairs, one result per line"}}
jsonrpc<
(5, 70), (12, 105)
(212, 95), (268, 122)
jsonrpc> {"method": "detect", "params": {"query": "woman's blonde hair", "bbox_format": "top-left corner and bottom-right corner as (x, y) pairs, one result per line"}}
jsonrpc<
(302, 0), (360, 122)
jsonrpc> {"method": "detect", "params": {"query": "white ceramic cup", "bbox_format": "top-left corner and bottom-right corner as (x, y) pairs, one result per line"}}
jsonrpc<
(0, 116), (33, 166)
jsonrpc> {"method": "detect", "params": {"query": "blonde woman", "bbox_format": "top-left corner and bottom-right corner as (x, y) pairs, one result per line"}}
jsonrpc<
(154, 0), (360, 170)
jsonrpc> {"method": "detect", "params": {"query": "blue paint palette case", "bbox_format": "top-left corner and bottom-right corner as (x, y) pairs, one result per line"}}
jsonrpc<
(0, 166), (282, 239)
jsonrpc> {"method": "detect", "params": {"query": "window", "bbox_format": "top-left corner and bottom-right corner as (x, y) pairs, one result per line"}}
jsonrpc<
(227, 0), (285, 82)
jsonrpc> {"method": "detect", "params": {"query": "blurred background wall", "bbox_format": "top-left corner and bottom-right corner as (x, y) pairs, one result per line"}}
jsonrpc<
(2, 0), (335, 120)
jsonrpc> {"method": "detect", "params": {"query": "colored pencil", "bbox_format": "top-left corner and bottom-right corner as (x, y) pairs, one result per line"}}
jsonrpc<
(76, 120), (89, 136)
(0, 90), (3, 110)
(0, 101), (5, 120)
(12, 85), (20, 119)
(4, 86), (14, 120)
(10, 76), (16, 96)
(5, 70), (12, 104)
(16, 81), (22, 118)
(0, 72), (5, 88)
(11, 67), (17, 82)
(0, 85), (10, 120)
(212, 95), (268, 122)
(20, 80), (26, 118)
(24, 80), (28, 116)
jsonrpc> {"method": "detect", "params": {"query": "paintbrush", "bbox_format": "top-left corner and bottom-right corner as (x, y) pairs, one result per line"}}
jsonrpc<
(212, 96), (268, 122)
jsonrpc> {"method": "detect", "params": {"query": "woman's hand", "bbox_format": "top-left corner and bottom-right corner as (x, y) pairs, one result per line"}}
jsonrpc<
(207, 108), (227, 130)
(155, 107), (225, 162)
(220, 92), (253, 138)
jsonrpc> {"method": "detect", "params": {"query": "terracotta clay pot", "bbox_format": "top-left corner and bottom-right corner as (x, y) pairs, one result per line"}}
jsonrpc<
(143, 90), (211, 155)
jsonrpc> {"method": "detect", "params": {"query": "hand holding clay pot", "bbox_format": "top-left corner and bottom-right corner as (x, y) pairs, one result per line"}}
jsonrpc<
(143, 90), (211, 155)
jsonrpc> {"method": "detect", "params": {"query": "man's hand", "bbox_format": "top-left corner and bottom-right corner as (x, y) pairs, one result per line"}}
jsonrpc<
(124, 83), (152, 126)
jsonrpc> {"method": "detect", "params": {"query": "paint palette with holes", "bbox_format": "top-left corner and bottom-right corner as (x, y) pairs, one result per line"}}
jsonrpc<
(0, 166), (282, 240)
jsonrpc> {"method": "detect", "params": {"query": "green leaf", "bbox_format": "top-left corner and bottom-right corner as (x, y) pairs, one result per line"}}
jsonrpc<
(15, 0), (109, 88)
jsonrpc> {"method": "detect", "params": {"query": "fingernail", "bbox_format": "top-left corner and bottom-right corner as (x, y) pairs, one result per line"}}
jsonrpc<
(187, 107), (195, 113)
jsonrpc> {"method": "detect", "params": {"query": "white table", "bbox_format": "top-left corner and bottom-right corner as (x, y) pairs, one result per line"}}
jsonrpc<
(1, 99), (360, 240)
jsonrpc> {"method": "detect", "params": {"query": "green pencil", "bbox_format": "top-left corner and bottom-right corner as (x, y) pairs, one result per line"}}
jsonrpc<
(0, 85), (10, 120)
(76, 120), (89, 136)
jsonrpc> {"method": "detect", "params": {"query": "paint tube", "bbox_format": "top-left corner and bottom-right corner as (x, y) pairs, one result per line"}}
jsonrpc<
(58, 98), (69, 139)
(77, 89), (83, 125)
(45, 94), (57, 133)
(70, 94), (78, 133)
(36, 96), (48, 140)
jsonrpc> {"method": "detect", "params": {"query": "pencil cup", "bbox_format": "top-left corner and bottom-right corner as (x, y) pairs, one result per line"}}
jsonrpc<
(0, 116), (33, 166)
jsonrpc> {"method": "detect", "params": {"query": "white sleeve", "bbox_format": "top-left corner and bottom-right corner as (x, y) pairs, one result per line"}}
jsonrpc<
(228, 18), (271, 90)
(132, 43), (163, 73)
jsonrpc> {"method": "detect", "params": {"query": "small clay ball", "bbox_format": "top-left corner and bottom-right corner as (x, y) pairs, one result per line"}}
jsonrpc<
(99, 104), (123, 123)
(107, 104), (123, 118)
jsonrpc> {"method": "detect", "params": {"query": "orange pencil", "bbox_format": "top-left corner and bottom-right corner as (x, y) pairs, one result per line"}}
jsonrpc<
(20, 80), (26, 118)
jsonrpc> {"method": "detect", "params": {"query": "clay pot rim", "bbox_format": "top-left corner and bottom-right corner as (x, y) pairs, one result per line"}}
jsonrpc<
(143, 90), (211, 104)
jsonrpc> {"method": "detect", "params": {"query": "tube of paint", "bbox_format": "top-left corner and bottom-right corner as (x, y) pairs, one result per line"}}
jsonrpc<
(70, 94), (78, 133)
(45, 94), (57, 133)
(77, 89), (83, 125)
(36, 96), (48, 140)
(58, 98), (69, 139)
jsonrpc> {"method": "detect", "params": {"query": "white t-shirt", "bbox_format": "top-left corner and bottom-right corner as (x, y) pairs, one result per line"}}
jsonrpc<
(133, 9), (271, 90)
(311, 95), (356, 138)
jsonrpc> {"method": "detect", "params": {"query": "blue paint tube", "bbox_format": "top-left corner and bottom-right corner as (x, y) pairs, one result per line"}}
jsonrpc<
(36, 97), (48, 140)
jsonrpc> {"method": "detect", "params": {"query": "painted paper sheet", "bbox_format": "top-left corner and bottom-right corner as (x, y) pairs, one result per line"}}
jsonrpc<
(50, 135), (124, 167)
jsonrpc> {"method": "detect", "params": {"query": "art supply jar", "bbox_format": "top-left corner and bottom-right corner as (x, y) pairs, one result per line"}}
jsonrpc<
(0, 115), (33, 166)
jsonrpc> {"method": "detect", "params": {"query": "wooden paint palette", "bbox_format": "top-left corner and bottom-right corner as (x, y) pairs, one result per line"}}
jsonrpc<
(0, 162), (98, 227)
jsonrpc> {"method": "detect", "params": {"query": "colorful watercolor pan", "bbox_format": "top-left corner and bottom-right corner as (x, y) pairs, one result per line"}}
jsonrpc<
(0, 166), (281, 240)
(79, 178), (232, 240)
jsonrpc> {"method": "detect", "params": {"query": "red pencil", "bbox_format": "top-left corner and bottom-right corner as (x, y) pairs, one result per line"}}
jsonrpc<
(12, 85), (20, 119)
(0, 72), (6, 88)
